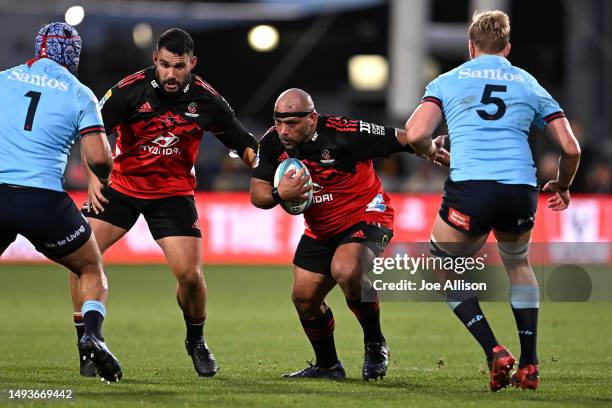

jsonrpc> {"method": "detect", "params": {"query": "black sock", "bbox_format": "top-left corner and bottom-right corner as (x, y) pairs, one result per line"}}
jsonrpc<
(74, 312), (85, 341)
(512, 307), (538, 367)
(346, 297), (385, 343)
(299, 308), (339, 369)
(184, 314), (205, 343)
(83, 311), (104, 340)
(452, 297), (498, 360)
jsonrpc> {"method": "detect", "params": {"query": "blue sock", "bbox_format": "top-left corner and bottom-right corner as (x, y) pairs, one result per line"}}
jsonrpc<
(82, 300), (106, 340)
(510, 285), (539, 367)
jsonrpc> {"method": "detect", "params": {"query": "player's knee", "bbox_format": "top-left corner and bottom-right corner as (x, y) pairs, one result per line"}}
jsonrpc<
(291, 290), (308, 308)
(333, 271), (362, 301)
(175, 267), (203, 289)
(60, 235), (104, 275)
(69, 254), (104, 278)
(330, 259), (360, 284)
(76, 262), (108, 292)
(498, 241), (530, 263)
(93, 266), (108, 292)
(430, 239), (451, 258)
(429, 238), (473, 259)
(291, 290), (320, 317)
(334, 272), (360, 295)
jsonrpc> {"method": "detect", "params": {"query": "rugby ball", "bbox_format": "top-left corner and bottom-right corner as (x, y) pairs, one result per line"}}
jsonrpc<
(273, 158), (313, 215)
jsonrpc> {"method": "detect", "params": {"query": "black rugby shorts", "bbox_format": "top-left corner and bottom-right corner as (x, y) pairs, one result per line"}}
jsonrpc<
(439, 178), (538, 236)
(0, 184), (92, 259)
(82, 186), (201, 240)
(293, 221), (393, 275)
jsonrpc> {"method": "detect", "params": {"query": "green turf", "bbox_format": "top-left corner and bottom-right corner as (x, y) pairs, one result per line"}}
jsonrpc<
(0, 264), (611, 407)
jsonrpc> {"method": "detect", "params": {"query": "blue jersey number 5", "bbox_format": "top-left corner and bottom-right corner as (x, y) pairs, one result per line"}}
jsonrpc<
(477, 84), (506, 121)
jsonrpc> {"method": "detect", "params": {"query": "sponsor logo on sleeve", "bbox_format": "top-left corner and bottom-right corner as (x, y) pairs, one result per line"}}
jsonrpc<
(99, 89), (112, 107)
(359, 121), (386, 135)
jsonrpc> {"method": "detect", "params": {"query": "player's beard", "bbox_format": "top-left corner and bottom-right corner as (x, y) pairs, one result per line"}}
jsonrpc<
(162, 78), (182, 91)
(156, 73), (190, 100)
(280, 137), (298, 152)
(160, 79), (184, 97)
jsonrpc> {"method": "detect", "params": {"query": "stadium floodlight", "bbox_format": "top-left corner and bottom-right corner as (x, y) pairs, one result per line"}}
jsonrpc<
(64, 5), (85, 26)
(348, 54), (388, 91)
(133, 23), (153, 49)
(248, 25), (279, 52)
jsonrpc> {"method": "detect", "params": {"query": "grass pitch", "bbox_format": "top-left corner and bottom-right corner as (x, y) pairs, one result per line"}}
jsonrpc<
(0, 264), (611, 407)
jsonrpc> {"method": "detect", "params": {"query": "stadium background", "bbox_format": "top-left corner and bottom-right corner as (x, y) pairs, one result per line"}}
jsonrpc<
(1, 2), (611, 407)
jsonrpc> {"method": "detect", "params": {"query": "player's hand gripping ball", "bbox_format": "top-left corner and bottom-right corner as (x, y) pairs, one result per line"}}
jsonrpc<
(273, 158), (313, 215)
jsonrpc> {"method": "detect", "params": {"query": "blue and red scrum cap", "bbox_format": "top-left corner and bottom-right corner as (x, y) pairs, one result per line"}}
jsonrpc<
(33, 22), (82, 75)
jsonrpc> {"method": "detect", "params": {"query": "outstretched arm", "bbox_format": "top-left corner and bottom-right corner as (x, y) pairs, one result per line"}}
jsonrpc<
(403, 102), (444, 160)
(340, 116), (448, 165)
(542, 117), (581, 211)
(212, 117), (258, 166)
(396, 129), (449, 167)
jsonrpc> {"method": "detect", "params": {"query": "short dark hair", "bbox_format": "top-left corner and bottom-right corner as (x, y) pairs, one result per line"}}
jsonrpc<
(157, 28), (194, 55)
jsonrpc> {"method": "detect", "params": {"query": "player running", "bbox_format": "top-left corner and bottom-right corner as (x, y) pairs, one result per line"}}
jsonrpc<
(250, 88), (449, 380)
(0, 22), (121, 382)
(69, 28), (257, 377)
(405, 10), (581, 391)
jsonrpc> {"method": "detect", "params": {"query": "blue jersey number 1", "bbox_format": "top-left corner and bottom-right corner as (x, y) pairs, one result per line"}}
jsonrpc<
(24, 91), (41, 131)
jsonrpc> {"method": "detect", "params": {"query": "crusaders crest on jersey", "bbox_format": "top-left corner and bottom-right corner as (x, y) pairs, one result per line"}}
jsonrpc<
(186, 102), (199, 117)
(320, 149), (335, 165)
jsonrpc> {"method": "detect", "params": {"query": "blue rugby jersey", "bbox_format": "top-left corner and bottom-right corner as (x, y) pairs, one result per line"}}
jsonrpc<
(0, 58), (104, 191)
(422, 55), (564, 186)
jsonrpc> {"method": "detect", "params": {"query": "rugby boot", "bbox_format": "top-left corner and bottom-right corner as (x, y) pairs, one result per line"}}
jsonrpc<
(488, 345), (516, 391)
(362, 342), (389, 381)
(78, 335), (122, 382)
(77, 342), (97, 377)
(282, 361), (346, 379)
(185, 338), (219, 377)
(511, 364), (540, 390)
